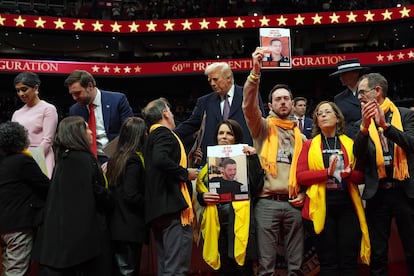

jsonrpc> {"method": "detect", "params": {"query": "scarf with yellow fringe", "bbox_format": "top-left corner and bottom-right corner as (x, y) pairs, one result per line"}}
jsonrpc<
(149, 123), (194, 226)
(306, 134), (370, 264)
(260, 117), (303, 197)
(367, 97), (409, 180)
(196, 164), (250, 270)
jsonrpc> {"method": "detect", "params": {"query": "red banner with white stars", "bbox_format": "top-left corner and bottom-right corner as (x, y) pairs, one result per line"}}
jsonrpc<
(0, 6), (412, 33)
(0, 48), (412, 76)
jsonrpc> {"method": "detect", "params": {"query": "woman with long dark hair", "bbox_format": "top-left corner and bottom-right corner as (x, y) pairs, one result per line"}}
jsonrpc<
(34, 116), (112, 276)
(106, 117), (148, 275)
(196, 119), (258, 276)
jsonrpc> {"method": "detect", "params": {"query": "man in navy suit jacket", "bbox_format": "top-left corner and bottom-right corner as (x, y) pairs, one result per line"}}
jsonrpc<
(292, 97), (313, 139)
(65, 70), (133, 163)
(174, 62), (265, 165)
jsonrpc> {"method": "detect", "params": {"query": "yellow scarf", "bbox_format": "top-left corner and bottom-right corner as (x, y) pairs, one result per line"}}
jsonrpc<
(149, 123), (194, 226)
(306, 134), (370, 264)
(367, 97), (409, 180)
(196, 164), (250, 269)
(22, 149), (32, 157)
(260, 117), (303, 197)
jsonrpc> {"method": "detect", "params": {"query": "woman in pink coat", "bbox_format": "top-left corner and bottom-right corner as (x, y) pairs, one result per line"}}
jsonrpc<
(12, 72), (58, 178)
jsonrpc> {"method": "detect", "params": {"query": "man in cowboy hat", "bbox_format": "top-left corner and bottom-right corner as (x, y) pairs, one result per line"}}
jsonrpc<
(330, 58), (369, 139)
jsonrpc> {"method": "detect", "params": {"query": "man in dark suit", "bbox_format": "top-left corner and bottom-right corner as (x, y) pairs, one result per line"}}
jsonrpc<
(142, 98), (198, 275)
(174, 62), (265, 166)
(292, 96), (313, 139)
(354, 73), (414, 276)
(330, 58), (369, 139)
(65, 70), (133, 163)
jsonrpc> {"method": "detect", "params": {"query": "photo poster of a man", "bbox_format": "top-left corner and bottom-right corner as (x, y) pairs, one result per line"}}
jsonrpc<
(207, 144), (249, 202)
(260, 28), (292, 69)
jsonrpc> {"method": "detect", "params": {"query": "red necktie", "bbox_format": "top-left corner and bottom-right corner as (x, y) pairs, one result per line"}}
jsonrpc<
(88, 103), (97, 157)
(298, 118), (303, 132)
(223, 95), (230, 120)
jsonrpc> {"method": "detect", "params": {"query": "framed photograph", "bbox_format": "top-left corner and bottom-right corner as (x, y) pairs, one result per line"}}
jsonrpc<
(260, 28), (292, 69)
(207, 144), (249, 202)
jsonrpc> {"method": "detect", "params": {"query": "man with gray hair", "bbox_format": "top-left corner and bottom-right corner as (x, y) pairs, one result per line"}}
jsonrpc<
(354, 72), (414, 275)
(142, 97), (199, 275)
(175, 62), (265, 165)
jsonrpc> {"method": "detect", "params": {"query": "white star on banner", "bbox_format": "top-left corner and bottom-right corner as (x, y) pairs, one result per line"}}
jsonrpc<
(54, 18), (66, 29)
(382, 9), (392, 20)
(146, 21), (157, 31)
(217, 18), (227, 28)
(329, 13), (340, 23)
(312, 13), (322, 24)
(92, 20), (103, 31)
(364, 11), (375, 21)
(259, 16), (270, 26)
(346, 11), (357, 22)
(123, 66), (131, 73)
(294, 14), (305, 25)
(111, 21), (122, 32)
(387, 53), (394, 61)
(181, 20), (192, 30)
(276, 15), (287, 26)
(34, 17), (46, 28)
(199, 19), (210, 29)
(399, 7), (410, 17)
(377, 54), (384, 61)
(14, 15), (26, 27)
(164, 20), (174, 31)
(234, 17), (245, 28)
(128, 22), (139, 32)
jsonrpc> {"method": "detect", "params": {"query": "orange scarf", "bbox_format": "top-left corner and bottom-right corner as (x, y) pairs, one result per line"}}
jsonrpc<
(259, 117), (303, 197)
(367, 97), (409, 180)
(149, 123), (194, 226)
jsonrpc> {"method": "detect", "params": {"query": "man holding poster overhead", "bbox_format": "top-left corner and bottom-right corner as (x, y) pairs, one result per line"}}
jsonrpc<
(243, 47), (305, 276)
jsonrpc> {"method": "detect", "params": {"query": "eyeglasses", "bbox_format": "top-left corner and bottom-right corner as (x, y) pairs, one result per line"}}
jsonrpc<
(357, 87), (376, 96)
(316, 109), (334, 117)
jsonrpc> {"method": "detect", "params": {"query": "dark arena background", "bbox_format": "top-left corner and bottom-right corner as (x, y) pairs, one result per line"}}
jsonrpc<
(0, 0), (413, 275)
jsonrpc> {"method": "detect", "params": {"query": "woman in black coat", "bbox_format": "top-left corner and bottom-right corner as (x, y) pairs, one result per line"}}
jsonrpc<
(33, 116), (112, 276)
(0, 121), (49, 276)
(106, 117), (148, 276)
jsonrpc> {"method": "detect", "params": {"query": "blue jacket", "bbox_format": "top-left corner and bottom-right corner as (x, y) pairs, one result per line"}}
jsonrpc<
(69, 89), (133, 142)
(174, 84), (265, 164)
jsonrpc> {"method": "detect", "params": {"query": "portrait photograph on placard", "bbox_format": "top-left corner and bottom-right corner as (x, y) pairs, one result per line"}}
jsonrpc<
(207, 144), (249, 202)
(260, 28), (292, 69)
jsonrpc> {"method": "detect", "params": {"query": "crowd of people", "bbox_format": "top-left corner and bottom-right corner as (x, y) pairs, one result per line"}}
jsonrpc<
(0, 0), (410, 21)
(1, 50), (414, 276)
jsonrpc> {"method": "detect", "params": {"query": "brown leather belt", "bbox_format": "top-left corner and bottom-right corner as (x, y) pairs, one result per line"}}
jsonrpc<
(262, 194), (290, 201)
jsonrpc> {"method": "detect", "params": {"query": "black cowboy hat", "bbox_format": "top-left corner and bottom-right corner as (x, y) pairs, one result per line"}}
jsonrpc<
(329, 58), (369, 76)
